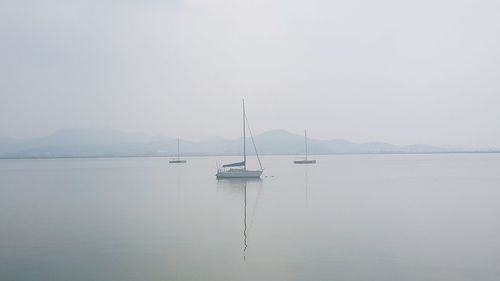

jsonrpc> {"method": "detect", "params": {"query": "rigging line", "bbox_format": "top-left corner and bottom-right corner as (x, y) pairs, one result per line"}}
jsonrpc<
(244, 114), (263, 171)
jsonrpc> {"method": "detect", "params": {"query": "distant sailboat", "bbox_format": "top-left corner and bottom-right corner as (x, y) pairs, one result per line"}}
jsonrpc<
(216, 100), (263, 178)
(294, 130), (316, 164)
(169, 137), (187, 163)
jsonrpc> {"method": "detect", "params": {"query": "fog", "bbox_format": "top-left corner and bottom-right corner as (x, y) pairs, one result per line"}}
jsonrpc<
(1, 0), (499, 147)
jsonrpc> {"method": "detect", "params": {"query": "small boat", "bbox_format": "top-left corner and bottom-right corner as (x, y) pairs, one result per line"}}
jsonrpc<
(216, 99), (263, 179)
(169, 137), (187, 163)
(294, 130), (316, 164)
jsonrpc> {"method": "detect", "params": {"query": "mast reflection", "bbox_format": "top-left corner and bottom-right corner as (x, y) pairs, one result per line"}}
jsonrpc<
(243, 181), (247, 260)
(216, 178), (262, 261)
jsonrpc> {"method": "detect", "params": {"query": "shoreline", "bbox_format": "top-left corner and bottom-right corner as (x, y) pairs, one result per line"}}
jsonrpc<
(1, 151), (499, 160)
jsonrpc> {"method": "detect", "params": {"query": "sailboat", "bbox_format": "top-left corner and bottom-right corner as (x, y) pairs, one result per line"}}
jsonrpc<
(294, 130), (316, 164)
(216, 100), (263, 179)
(169, 137), (187, 163)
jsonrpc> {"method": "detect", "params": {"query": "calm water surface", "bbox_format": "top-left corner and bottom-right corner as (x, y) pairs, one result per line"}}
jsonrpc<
(0, 154), (499, 281)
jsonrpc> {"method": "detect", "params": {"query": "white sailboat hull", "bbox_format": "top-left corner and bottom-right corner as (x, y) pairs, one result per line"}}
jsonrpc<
(169, 160), (187, 163)
(294, 159), (316, 164)
(216, 169), (263, 179)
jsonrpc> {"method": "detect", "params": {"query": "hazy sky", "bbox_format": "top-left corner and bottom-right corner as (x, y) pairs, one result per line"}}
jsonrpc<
(1, 0), (499, 147)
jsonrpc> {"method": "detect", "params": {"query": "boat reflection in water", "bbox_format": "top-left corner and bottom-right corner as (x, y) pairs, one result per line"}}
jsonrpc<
(216, 178), (262, 261)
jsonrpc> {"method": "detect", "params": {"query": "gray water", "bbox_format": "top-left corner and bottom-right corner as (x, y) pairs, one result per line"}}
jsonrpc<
(0, 154), (499, 281)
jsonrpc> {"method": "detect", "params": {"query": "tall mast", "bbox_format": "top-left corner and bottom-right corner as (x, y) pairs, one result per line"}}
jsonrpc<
(177, 137), (180, 160)
(305, 130), (308, 160)
(243, 99), (246, 170)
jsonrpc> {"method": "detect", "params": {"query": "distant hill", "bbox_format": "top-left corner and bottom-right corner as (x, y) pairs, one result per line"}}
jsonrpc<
(0, 128), (480, 159)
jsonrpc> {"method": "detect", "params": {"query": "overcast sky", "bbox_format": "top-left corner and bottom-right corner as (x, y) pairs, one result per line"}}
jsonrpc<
(1, 0), (499, 147)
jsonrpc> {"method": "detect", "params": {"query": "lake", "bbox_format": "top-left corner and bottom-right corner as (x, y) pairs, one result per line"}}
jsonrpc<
(0, 154), (499, 281)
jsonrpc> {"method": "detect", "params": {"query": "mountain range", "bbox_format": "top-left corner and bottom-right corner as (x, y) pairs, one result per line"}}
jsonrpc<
(0, 128), (488, 159)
